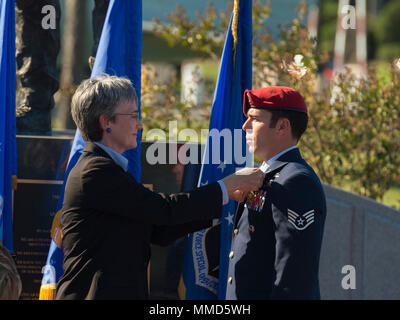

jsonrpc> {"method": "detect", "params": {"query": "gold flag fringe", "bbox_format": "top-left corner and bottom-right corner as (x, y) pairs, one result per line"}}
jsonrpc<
(50, 209), (63, 248)
(39, 283), (56, 300)
(178, 275), (186, 300)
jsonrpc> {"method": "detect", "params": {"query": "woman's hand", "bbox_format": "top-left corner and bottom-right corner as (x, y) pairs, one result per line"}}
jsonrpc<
(222, 168), (265, 202)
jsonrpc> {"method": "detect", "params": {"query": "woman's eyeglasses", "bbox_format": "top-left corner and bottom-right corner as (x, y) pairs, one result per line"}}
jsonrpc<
(114, 112), (139, 120)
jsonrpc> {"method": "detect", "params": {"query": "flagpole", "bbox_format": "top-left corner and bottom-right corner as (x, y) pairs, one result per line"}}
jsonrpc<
(182, 0), (252, 300)
(333, 0), (349, 74)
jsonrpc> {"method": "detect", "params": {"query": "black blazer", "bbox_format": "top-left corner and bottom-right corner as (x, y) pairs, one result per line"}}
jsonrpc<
(55, 142), (222, 300)
(226, 148), (326, 300)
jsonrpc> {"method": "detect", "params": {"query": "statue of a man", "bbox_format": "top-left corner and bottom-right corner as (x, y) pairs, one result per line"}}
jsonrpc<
(15, 0), (61, 135)
(15, 0), (111, 135)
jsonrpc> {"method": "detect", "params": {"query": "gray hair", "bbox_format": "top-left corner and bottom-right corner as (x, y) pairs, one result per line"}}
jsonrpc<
(71, 74), (138, 141)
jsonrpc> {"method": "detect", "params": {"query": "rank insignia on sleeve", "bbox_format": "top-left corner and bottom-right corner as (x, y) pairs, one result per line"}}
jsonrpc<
(245, 190), (267, 212)
(287, 209), (315, 230)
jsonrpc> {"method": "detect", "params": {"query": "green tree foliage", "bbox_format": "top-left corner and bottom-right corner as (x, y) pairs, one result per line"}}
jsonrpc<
(375, 0), (400, 44)
(146, 0), (400, 202)
(374, 0), (400, 61)
(141, 62), (212, 139)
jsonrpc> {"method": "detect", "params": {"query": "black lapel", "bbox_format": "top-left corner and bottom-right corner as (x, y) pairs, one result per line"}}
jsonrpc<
(263, 160), (288, 176)
(83, 142), (113, 161)
(262, 148), (303, 186)
(233, 202), (245, 227)
(275, 147), (303, 164)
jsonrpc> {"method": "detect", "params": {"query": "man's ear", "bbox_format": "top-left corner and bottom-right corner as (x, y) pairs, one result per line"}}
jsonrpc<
(98, 114), (110, 131)
(276, 118), (291, 136)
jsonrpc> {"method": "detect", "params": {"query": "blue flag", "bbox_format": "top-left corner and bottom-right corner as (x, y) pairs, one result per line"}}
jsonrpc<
(181, 0), (252, 300)
(0, 0), (17, 254)
(39, 0), (143, 299)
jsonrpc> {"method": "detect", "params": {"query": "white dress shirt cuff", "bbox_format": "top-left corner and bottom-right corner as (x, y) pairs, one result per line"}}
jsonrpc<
(217, 180), (229, 205)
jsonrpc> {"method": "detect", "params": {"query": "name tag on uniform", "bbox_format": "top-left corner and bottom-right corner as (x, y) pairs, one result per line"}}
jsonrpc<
(245, 190), (267, 213)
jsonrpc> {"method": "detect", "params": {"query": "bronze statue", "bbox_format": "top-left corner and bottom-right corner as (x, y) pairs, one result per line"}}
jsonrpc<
(15, 0), (61, 135)
(15, 0), (109, 135)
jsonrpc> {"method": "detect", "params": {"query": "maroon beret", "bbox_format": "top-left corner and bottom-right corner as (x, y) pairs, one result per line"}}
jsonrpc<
(243, 86), (307, 116)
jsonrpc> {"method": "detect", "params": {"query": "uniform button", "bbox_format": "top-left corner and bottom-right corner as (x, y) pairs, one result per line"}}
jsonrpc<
(233, 229), (239, 235)
(228, 277), (232, 284)
(249, 225), (255, 233)
(229, 251), (234, 259)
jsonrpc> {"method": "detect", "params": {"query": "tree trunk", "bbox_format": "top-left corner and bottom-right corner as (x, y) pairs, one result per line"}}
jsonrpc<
(59, 0), (89, 130)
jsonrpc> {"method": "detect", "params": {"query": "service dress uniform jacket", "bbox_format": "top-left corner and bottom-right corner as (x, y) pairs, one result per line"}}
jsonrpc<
(226, 148), (326, 300)
(56, 142), (222, 300)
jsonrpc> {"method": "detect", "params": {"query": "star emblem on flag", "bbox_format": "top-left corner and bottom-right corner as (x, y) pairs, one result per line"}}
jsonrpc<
(225, 212), (234, 225)
(217, 162), (227, 173)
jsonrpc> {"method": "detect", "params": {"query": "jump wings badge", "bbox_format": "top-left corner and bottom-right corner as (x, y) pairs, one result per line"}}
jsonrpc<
(245, 190), (267, 212)
(287, 209), (315, 230)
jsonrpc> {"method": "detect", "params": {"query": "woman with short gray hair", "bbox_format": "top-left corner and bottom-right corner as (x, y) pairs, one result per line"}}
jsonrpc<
(55, 74), (264, 300)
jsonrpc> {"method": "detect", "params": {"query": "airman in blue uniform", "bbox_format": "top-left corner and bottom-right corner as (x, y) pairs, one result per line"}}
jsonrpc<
(226, 86), (327, 300)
